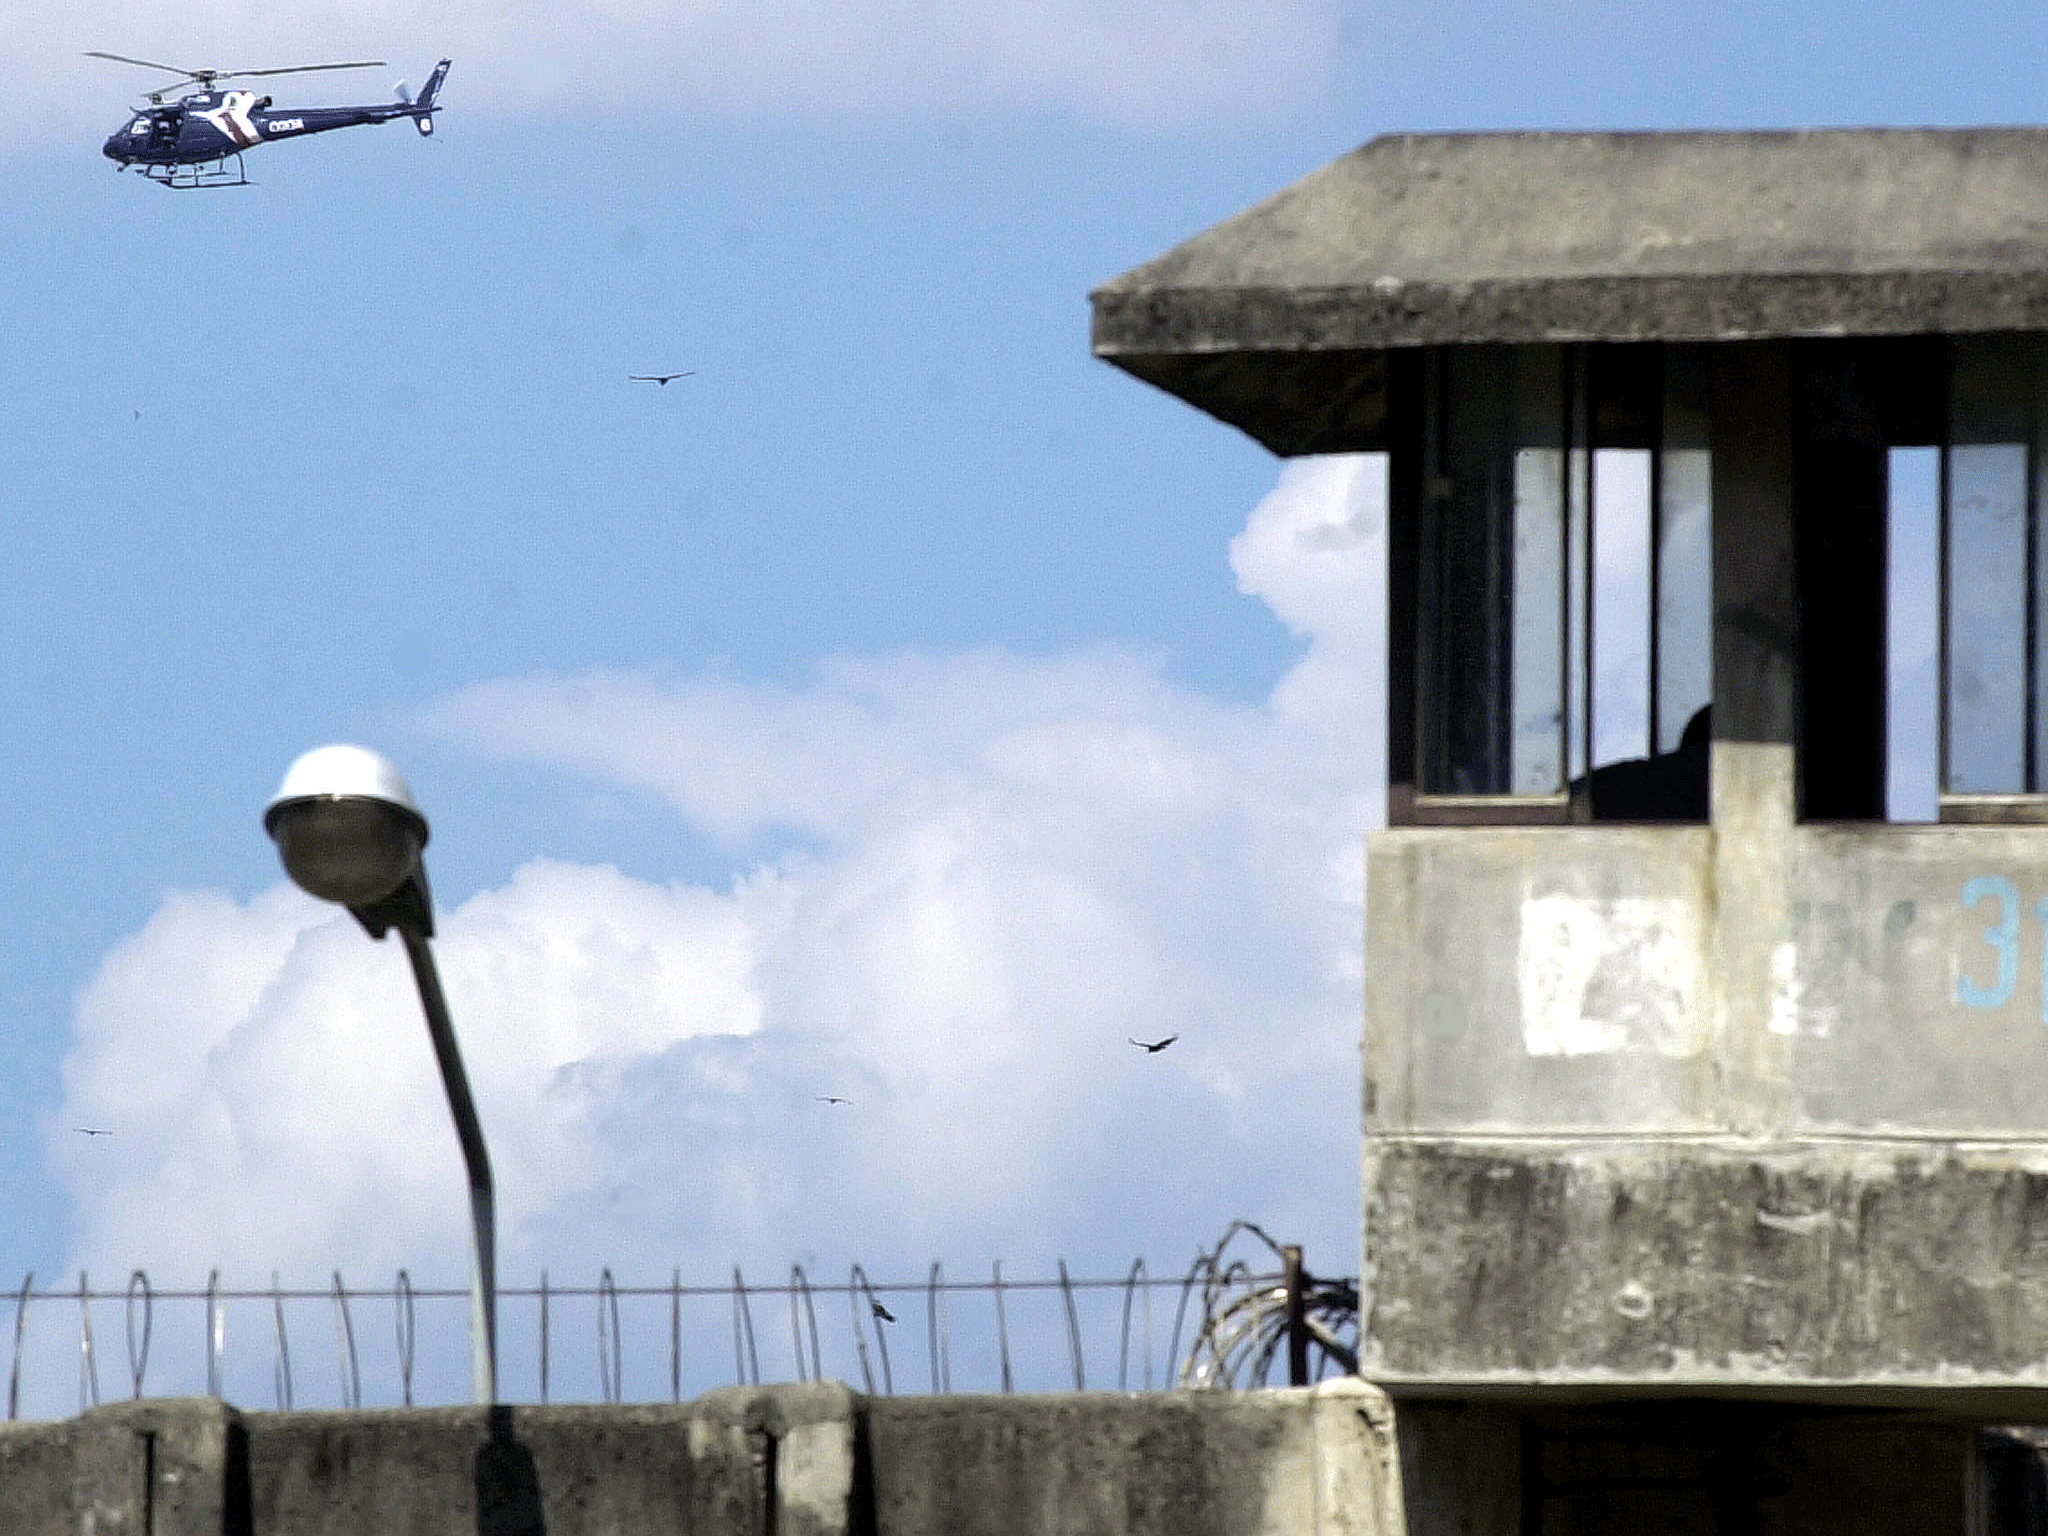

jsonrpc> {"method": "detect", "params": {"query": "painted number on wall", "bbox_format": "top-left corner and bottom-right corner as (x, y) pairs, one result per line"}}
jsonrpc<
(1957, 876), (2048, 1016)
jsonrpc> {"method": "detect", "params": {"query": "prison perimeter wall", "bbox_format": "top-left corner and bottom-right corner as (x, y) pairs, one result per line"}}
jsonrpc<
(0, 1377), (1401, 1536)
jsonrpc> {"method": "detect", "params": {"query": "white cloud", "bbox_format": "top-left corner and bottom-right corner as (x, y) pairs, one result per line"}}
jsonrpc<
(54, 862), (763, 1284)
(50, 456), (1384, 1399)
(35, 0), (1351, 144)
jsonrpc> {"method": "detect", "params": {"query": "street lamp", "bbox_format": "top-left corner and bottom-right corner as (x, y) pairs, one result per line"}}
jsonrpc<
(263, 744), (497, 1405)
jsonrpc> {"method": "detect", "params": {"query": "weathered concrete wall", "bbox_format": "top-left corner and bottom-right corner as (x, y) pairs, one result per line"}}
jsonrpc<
(1090, 130), (2048, 455)
(1367, 825), (1718, 1134)
(0, 1399), (248, 1536)
(1364, 816), (2048, 1396)
(868, 1380), (1400, 1536)
(1368, 822), (2048, 1140)
(0, 1380), (1402, 1536)
(243, 1389), (833, 1536)
(1364, 1138), (2048, 1392)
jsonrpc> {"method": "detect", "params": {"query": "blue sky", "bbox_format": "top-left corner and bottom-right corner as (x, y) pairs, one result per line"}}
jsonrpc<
(0, 0), (2038, 1408)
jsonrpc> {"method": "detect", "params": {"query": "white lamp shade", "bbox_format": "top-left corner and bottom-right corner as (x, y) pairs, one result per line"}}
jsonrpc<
(264, 745), (430, 906)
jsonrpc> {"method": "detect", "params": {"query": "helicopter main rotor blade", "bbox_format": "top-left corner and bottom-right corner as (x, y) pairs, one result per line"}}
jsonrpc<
(206, 60), (388, 84)
(83, 51), (203, 80)
(84, 52), (387, 90)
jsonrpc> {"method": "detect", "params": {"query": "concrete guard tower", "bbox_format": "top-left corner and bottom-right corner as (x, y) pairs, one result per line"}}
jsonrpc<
(1097, 131), (2048, 1532)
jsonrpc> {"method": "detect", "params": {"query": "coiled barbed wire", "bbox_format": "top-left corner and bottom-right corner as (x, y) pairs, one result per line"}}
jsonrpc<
(77, 1270), (99, 1414)
(1119, 1259), (1152, 1392)
(271, 1272), (292, 1410)
(596, 1270), (622, 1405)
(847, 1264), (892, 1396)
(125, 1272), (151, 1401)
(1174, 1220), (1359, 1389)
(925, 1263), (950, 1395)
(730, 1267), (760, 1387)
(330, 1272), (360, 1411)
(3, 1225), (1355, 1418)
(789, 1266), (823, 1385)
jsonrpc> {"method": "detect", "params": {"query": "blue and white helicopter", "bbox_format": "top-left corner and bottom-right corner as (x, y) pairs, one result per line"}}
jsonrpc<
(90, 52), (451, 188)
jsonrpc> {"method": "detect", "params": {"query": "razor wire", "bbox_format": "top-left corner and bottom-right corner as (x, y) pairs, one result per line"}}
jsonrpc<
(1172, 1220), (1360, 1390)
(4, 1231), (1355, 1419)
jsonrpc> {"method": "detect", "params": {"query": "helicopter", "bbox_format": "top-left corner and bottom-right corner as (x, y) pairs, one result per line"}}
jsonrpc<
(89, 52), (451, 188)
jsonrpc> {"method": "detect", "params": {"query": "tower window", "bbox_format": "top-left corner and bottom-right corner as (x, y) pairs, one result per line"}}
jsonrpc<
(1887, 335), (2048, 820)
(1413, 344), (1711, 823)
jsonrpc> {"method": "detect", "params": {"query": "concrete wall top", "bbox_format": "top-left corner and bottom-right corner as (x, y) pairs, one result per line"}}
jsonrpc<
(869, 1384), (1402, 1536)
(1091, 129), (2048, 452)
(0, 1381), (1405, 1536)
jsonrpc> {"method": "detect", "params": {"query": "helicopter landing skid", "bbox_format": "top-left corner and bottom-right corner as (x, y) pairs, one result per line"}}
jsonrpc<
(136, 154), (250, 189)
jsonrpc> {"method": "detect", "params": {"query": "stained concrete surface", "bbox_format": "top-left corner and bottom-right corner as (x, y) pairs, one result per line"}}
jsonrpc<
(867, 1379), (1400, 1536)
(0, 1379), (1401, 1536)
(1364, 1138), (2048, 1398)
(1090, 130), (2048, 454)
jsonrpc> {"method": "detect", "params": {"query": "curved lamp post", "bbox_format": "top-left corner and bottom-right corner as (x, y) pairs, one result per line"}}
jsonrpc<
(263, 745), (497, 1405)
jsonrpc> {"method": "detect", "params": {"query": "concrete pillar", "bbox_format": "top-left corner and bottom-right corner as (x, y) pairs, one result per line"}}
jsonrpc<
(67, 1399), (245, 1536)
(1710, 342), (1801, 1134)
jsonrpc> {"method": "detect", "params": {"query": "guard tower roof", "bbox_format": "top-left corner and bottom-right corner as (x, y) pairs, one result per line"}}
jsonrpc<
(1092, 128), (2048, 454)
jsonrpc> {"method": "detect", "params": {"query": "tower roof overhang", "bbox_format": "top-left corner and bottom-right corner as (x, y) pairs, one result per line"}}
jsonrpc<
(1091, 128), (2048, 454)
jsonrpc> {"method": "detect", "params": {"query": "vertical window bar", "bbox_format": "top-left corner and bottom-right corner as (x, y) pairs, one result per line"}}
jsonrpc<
(1418, 348), (1443, 793)
(2034, 364), (2048, 790)
(1484, 361), (1511, 791)
(1938, 378), (1953, 796)
(1567, 346), (1594, 814)
(1656, 349), (1714, 759)
(1556, 358), (1573, 800)
(2029, 366), (2042, 793)
(1648, 368), (1664, 761)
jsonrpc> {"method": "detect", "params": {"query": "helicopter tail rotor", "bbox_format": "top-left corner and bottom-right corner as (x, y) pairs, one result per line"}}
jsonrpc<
(413, 59), (450, 112)
(407, 59), (451, 136)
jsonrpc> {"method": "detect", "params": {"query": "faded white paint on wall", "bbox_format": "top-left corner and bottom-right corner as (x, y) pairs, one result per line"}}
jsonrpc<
(1768, 939), (1804, 1036)
(1518, 893), (1705, 1057)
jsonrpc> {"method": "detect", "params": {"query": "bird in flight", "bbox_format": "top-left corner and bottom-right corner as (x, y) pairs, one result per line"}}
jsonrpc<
(871, 1300), (896, 1323)
(1128, 1035), (1179, 1054)
(816, 1095), (852, 1105)
(629, 372), (695, 385)
(72, 1127), (113, 1137)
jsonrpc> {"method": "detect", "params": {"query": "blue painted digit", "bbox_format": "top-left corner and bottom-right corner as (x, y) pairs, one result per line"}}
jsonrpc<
(1959, 876), (2020, 1009)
